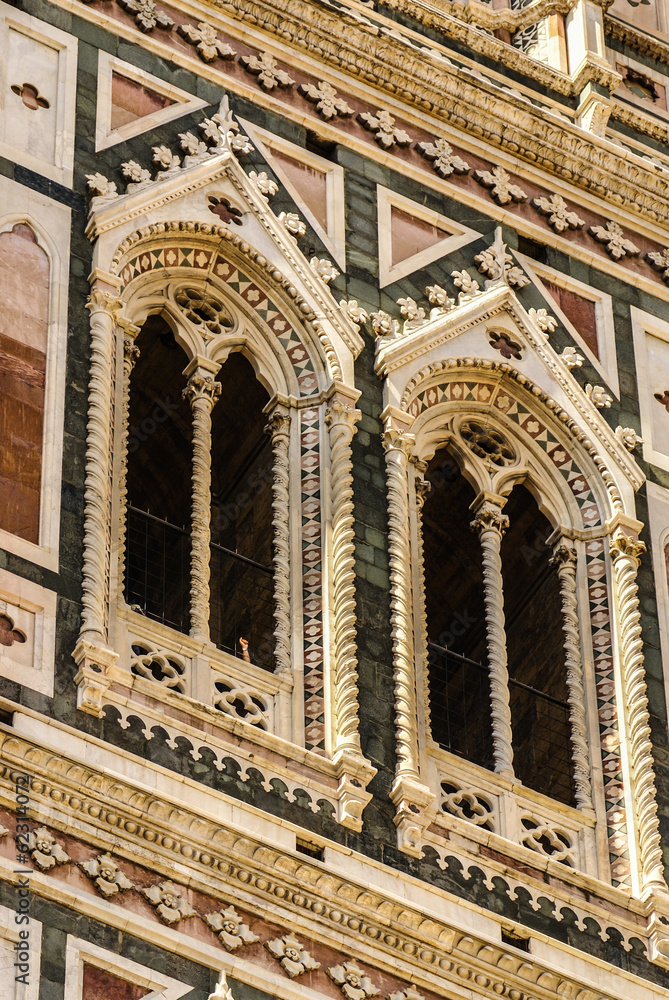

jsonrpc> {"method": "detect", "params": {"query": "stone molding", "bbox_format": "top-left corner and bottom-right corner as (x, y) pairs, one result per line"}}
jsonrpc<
(77, 102), (375, 809)
(52, 0), (669, 230)
(0, 724), (661, 993)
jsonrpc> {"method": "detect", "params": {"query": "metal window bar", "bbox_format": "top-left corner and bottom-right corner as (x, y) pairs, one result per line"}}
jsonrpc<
(125, 506), (275, 671)
(125, 505), (190, 634)
(428, 642), (495, 771)
(428, 643), (575, 805)
(209, 539), (275, 671)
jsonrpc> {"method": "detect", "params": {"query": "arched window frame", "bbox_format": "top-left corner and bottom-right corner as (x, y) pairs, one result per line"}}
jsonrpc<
(72, 105), (376, 831)
(0, 194), (70, 571)
(375, 266), (665, 904)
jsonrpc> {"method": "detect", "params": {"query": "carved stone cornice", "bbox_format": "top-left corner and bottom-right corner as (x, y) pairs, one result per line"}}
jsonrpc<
(63, 0), (669, 227)
(0, 723), (662, 992)
(605, 13), (669, 67)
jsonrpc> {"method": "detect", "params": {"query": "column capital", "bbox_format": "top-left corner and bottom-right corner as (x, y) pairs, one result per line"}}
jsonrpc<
(470, 492), (509, 537)
(610, 530), (646, 564)
(183, 369), (222, 408)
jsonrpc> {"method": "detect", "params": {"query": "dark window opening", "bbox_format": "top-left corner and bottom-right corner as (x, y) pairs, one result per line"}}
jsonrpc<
(501, 485), (575, 806)
(423, 448), (493, 770)
(125, 316), (192, 634)
(209, 353), (274, 670)
(423, 449), (576, 807)
(125, 321), (276, 672)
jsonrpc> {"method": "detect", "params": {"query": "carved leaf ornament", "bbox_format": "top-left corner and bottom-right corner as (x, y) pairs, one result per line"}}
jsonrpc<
(328, 961), (380, 1000)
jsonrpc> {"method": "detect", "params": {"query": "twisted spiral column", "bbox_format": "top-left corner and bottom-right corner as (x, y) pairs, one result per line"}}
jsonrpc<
(265, 407), (292, 676)
(79, 287), (122, 646)
(183, 368), (221, 643)
(383, 428), (420, 781)
(117, 325), (140, 600)
(610, 531), (666, 895)
(413, 462), (433, 742)
(470, 496), (513, 780)
(326, 399), (363, 758)
(550, 542), (594, 812)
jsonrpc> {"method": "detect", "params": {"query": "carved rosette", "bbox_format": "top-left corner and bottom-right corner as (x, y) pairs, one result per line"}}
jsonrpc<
(265, 408), (292, 676)
(470, 497), (514, 780)
(183, 368), (222, 641)
(383, 427), (434, 854)
(550, 543), (593, 812)
(117, 324), (140, 598)
(326, 400), (375, 829)
(610, 531), (666, 894)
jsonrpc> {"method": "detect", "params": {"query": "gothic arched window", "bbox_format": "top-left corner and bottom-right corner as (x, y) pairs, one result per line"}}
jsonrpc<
(423, 452), (576, 807)
(376, 279), (664, 898)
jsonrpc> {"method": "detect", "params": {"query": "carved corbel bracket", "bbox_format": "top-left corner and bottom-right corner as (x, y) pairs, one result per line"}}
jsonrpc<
(390, 775), (436, 857)
(73, 640), (119, 717)
(645, 898), (669, 969)
(335, 749), (377, 832)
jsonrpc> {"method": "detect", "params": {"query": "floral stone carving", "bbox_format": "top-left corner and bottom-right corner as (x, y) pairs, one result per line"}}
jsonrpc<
(474, 165), (527, 204)
(532, 194), (584, 233)
(328, 961), (380, 1000)
(415, 137), (469, 177)
(646, 248), (669, 282)
(177, 22), (236, 62)
(80, 852), (134, 896)
(204, 905), (259, 949)
(117, 0), (174, 32)
(585, 383), (612, 408)
(299, 81), (354, 119)
(588, 221), (639, 260)
(266, 934), (320, 977)
(358, 110), (411, 148)
(141, 880), (196, 923)
(241, 52), (295, 90)
(27, 827), (70, 870)
(339, 300), (369, 327)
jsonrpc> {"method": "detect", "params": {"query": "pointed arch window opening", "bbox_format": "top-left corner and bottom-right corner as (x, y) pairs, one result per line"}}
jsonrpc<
(124, 316), (276, 672)
(423, 448), (576, 808)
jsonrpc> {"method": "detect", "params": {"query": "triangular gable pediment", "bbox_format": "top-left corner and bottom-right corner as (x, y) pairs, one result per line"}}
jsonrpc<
(85, 101), (363, 380)
(376, 280), (643, 490)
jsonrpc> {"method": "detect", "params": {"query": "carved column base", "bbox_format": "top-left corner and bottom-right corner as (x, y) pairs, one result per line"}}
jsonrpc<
(73, 640), (119, 717)
(335, 749), (377, 832)
(390, 775), (435, 857)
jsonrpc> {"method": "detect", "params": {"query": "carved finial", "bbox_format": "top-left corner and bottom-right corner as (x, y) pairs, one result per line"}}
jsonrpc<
(340, 300), (368, 327)
(615, 426), (642, 451)
(561, 345), (584, 369)
(370, 310), (400, 338)
(474, 227), (529, 289)
(397, 297), (426, 325)
(208, 972), (236, 1000)
(585, 384), (612, 408)
(310, 257), (339, 283)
